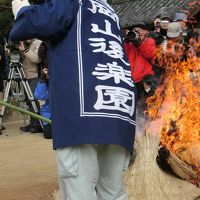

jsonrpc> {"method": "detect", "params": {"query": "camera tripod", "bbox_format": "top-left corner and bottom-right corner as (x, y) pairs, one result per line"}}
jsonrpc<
(0, 55), (43, 132)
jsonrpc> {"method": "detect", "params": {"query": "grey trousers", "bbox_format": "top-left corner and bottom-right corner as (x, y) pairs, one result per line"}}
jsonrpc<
(56, 144), (130, 200)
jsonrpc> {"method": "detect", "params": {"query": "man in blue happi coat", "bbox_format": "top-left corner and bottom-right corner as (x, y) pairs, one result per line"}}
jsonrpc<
(10, 0), (136, 199)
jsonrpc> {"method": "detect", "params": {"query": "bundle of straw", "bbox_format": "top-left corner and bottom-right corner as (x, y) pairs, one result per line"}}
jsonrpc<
(125, 135), (200, 200)
(167, 152), (200, 187)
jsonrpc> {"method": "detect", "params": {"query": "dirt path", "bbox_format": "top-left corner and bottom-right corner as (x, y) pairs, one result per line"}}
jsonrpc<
(0, 121), (58, 200)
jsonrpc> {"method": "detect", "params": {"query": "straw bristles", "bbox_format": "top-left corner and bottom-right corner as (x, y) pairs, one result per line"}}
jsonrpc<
(167, 152), (200, 187)
(52, 190), (61, 200)
(125, 135), (200, 200)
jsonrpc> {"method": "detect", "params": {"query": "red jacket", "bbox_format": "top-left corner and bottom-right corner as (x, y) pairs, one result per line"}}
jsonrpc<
(124, 38), (156, 83)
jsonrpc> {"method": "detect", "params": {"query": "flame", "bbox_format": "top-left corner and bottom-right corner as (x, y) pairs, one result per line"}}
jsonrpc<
(146, 41), (200, 183)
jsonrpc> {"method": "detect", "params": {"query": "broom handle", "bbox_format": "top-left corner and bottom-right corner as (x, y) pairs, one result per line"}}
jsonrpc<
(0, 101), (52, 124)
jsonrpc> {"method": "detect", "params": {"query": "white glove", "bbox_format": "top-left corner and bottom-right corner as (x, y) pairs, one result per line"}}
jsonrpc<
(12, 0), (30, 19)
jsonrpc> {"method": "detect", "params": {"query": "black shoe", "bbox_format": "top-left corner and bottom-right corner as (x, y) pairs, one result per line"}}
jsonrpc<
(29, 126), (43, 133)
(20, 124), (31, 132)
(0, 126), (6, 130)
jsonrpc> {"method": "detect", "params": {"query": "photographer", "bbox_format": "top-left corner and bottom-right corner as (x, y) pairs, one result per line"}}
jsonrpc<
(18, 38), (43, 133)
(0, 36), (6, 111)
(124, 21), (156, 99)
(34, 43), (51, 139)
(34, 66), (51, 139)
(149, 12), (172, 46)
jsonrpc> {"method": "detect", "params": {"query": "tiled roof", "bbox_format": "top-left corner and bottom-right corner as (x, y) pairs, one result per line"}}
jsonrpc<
(110, 0), (200, 28)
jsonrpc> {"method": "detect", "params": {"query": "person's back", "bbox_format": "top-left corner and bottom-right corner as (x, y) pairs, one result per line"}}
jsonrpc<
(10, 0), (136, 150)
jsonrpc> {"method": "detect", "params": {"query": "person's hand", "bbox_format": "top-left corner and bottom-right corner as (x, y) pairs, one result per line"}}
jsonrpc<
(18, 41), (26, 51)
(42, 68), (48, 75)
(12, 0), (30, 19)
(138, 29), (148, 42)
(124, 30), (141, 47)
(42, 68), (49, 79)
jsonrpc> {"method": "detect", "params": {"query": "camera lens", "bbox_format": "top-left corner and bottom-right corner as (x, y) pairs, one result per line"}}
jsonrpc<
(156, 22), (160, 26)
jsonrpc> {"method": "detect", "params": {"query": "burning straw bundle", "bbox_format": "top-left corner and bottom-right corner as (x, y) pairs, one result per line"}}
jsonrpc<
(145, 55), (200, 182)
(124, 50), (200, 199)
(125, 135), (200, 200)
(167, 151), (200, 187)
(125, 40), (200, 198)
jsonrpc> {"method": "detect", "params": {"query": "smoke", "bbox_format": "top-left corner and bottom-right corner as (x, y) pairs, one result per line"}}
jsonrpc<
(135, 95), (148, 137)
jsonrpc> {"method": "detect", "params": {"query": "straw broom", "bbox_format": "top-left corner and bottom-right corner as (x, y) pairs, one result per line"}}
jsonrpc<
(125, 134), (200, 200)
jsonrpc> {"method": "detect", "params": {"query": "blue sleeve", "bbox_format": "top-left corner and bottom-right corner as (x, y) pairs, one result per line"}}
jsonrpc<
(34, 80), (49, 100)
(9, 0), (79, 42)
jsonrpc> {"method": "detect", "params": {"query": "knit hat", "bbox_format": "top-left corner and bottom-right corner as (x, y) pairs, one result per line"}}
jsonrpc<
(160, 12), (172, 21)
(167, 22), (183, 38)
(174, 13), (187, 22)
(132, 21), (150, 31)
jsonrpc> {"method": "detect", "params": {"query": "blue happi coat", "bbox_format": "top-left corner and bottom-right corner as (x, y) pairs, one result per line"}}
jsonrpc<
(10, 0), (136, 152)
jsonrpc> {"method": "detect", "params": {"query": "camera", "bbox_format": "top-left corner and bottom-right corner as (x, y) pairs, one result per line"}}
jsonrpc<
(124, 29), (141, 47)
(154, 18), (161, 28)
(10, 51), (21, 63)
(7, 40), (21, 63)
(8, 40), (32, 63)
(124, 29), (140, 42)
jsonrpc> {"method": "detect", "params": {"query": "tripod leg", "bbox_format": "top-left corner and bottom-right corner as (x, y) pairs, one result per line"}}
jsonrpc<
(0, 68), (15, 131)
(22, 80), (44, 130)
(16, 67), (43, 130)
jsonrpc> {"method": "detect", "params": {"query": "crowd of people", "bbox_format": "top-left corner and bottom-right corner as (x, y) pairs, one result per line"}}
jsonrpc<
(0, 36), (52, 138)
(123, 10), (199, 101)
(0, 0), (199, 199)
